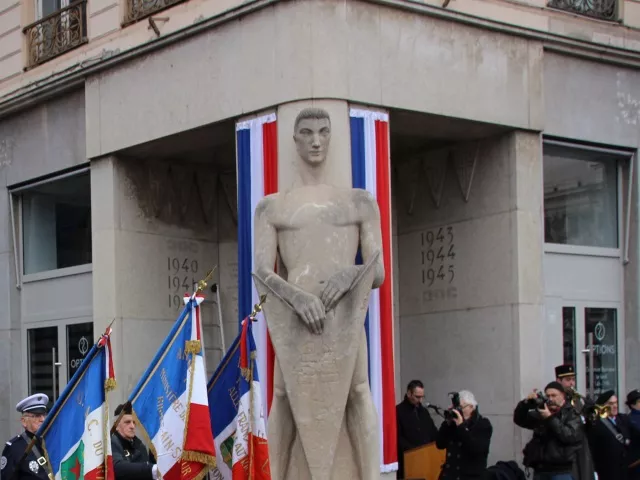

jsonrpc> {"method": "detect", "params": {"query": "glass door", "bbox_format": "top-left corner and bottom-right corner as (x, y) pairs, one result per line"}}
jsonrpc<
(559, 303), (621, 397)
(27, 321), (94, 405)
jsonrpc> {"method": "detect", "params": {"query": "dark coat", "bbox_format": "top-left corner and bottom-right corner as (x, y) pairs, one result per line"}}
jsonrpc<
(626, 410), (640, 480)
(1, 431), (51, 480)
(111, 432), (154, 480)
(587, 414), (631, 480)
(513, 400), (584, 474)
(435, 409), (493, 480)
(396, 396), (438, 479)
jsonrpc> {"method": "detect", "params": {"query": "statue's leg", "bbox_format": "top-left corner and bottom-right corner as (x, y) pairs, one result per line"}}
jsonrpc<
(346, 331), (380, 480)
(267, 358), (295, 478)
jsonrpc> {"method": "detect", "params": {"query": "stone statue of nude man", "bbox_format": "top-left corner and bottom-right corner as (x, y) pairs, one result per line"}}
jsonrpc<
(252, 107), (384, 480)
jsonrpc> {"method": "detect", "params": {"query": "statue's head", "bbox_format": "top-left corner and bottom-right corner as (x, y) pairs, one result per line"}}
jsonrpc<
(293, 108), (331, 166)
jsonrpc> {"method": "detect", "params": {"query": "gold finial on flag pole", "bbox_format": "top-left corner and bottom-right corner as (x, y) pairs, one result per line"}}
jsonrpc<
(249, 294), (267, 321)
(196, 266), (217, 293)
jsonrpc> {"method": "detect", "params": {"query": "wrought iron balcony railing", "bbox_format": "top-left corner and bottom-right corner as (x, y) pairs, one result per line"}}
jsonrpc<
(124, 0), (186, 25)
(547, 0), (617, 21)
(23, 0), (87, 68)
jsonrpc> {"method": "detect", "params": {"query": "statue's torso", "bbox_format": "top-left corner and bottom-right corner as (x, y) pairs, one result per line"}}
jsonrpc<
(269, 185), (361, 295)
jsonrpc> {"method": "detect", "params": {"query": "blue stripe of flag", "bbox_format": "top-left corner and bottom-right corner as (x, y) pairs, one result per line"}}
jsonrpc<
(236, 128), (252, 327)
(38, 344), (106, 476)
(128, 300), (194, 439)
(349, 115), (371, 387)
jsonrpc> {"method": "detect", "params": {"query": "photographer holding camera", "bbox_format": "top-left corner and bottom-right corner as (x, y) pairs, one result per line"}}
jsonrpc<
(514, 382), (584, 480)
(435, 390), (493, 479)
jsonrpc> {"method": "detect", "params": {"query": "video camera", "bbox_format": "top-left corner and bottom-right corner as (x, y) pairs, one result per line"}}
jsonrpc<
(443, 392), (463, 421)
(528, 391), (551, 409)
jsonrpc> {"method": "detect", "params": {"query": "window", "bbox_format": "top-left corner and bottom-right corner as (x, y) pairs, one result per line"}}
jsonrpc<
(543, 144), (619, 248)
(562, 307), (576, 369)
(585, 308), (618, 396)
(20, 171), (92, 275)
(28, 327), (58, 406)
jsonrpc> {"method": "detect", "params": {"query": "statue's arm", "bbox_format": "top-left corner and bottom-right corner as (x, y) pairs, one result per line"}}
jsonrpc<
(356, 190), (385, 288)
(253, 196), (325, 334)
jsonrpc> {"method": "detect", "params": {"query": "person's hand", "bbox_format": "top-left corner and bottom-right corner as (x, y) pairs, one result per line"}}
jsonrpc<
(538, 403), (552, 419)
(320, 267), (361, 311)
(291, 291), (326, 334)
(526, 389), (539, 401)
(152, 465), (159, 480)
(452, 409), (464, 426)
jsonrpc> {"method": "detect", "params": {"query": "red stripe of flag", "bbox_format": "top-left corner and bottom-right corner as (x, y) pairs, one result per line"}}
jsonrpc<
(374, 119), (397, 465)
(262, 120), (278, 415)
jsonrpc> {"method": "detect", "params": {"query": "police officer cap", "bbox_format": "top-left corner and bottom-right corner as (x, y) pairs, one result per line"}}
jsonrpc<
(16, 393), (49, 414)
(555, 364), (575, 378)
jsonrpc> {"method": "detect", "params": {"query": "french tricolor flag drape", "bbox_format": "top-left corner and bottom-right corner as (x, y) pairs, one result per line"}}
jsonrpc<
(235, 112), (277, 420)
(350, 107), (398, 473)
(235, 107), (397, 474)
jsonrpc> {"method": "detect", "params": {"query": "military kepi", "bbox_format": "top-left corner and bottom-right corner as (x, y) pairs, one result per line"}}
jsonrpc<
(555, 364), (576, 378)
(16, 394), (49, 414)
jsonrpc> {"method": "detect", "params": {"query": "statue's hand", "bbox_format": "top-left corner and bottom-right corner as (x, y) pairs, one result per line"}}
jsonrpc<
(320, 266), (361, 311)
(290, 290), (325, 335)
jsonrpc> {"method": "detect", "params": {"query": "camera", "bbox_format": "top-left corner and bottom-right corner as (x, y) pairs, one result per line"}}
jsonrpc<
(529, 391), (550, 409)
(444, 392), (462, 421)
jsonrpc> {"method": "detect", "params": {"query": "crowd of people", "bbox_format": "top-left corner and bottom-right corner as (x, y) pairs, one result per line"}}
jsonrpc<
(397, 366), (640, 480)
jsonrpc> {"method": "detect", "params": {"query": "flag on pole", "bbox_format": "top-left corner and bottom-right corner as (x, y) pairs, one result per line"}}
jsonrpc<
(236, 111), (277, 421)
(207, 316), (270, 480)
(37, 327), (116, 480)
(350, 106), (398, 473)
(127, 293), (216, 480)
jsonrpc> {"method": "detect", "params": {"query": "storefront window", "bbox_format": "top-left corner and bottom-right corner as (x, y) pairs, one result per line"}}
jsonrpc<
(66, 323), (94, 380)
(585, 308), (618, 397)
(22, 171), (92, 275)
(543, 144), (618, 248)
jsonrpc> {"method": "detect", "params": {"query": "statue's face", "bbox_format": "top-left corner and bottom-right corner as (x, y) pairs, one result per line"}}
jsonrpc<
(294, 118), (331, 166)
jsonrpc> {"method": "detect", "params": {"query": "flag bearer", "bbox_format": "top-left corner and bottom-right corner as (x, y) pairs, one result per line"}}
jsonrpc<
(1, 394), (52, 480)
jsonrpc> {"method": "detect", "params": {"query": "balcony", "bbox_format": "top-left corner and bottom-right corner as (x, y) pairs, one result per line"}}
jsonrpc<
(124, 0), (186, 25)
(23, 0), (88, 69)
(547, 0), (617, 21)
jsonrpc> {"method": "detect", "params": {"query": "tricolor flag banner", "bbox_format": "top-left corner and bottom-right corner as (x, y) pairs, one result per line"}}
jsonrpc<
(207, 317), (270, 480)
(127, 293), (216, 480)
(235, 112), (277, 420)
(349, 106), (398, 473)
(37, 327), (116, 480)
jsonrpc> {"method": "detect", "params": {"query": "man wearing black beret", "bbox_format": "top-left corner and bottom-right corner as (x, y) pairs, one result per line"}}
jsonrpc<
(586, 390), (631, 480)
(514, 381), (584, 480)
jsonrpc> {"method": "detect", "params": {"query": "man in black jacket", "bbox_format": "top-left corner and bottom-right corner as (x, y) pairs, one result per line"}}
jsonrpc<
(586, 390), (631, 480)
(396, 380), (438, 479)
(436, 390), (493, 479)
(514, 382), (584, 480)
(111, 404), (157, 480)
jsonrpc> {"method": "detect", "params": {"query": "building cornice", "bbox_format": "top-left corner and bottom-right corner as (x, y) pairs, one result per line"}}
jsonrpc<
(1, 0), (640, 121)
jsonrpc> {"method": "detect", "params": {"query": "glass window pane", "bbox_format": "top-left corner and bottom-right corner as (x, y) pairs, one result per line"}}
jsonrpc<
(22, 172), (92, 275)
(543, 144), (619, 248)
(28, 327), (58, 408)
(584, 308), (618, 396)
(562, 307), (576, 370)
(66, 323), (94, 380)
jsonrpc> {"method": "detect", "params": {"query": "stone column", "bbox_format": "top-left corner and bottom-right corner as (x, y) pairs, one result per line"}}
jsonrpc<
(91, 156), (224, 406)
(275, 99), (397, 480)
(396, 130), (544, 463)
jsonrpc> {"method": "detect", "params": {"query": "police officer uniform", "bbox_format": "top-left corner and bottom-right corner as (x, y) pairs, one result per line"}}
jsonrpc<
(1, 394), (52, 480)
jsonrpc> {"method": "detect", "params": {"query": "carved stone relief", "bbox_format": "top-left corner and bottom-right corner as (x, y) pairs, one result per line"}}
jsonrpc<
(395, 141), (481, 213)
(123, 158), (219, 231)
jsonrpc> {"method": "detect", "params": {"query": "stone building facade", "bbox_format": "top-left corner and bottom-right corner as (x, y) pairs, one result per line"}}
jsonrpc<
(1, 0), (640, 473)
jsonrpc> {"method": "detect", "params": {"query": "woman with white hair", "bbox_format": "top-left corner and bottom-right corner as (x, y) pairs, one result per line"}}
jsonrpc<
(436, 390), (493, 479)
